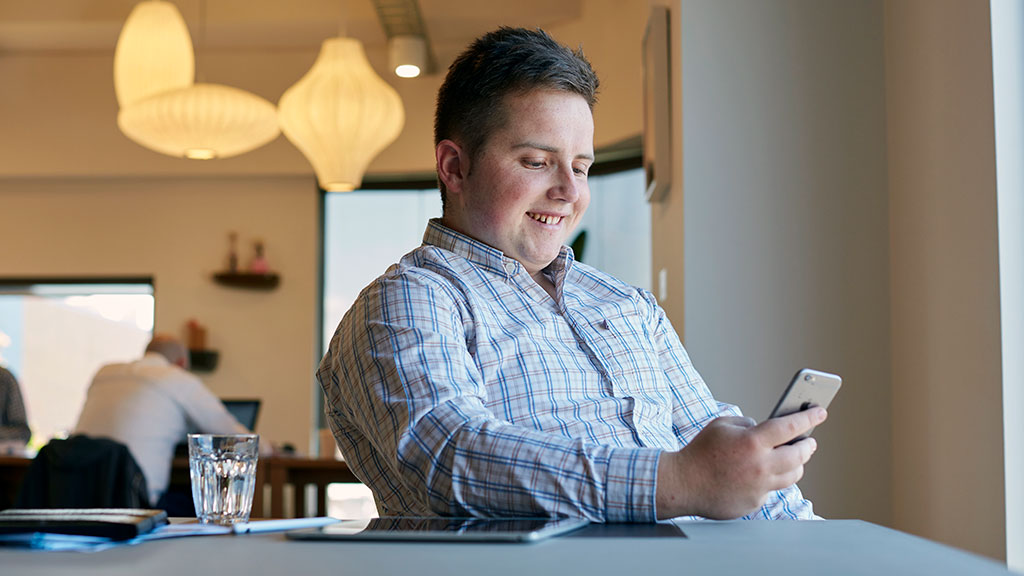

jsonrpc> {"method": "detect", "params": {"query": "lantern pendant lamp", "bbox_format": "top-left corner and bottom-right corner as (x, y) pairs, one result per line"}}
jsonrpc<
(117, 83), (281, 160)
(114, 0), (280, 159)
(113, 0), (194, 108)
(278, 37), (405, 191)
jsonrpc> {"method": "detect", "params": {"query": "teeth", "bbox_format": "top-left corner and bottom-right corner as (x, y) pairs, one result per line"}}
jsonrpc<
(529, 213), (563, 225)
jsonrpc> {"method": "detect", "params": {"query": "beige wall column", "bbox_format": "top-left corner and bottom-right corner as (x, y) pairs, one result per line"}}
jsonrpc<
(886, 0), (1005, 561)
(649, 0), (686, 329)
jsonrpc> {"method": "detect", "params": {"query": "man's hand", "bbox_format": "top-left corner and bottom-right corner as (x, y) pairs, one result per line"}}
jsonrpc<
(655, 407), (826, 520)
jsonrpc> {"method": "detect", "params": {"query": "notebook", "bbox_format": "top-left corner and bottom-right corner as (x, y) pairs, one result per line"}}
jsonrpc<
(0, 508), (169, 541)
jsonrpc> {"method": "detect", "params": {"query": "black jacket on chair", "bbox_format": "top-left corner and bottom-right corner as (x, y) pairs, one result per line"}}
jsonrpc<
(16, 435), (151, 509)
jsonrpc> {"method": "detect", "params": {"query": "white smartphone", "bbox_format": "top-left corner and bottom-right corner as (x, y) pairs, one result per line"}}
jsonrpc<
(767, 368), (842, 444)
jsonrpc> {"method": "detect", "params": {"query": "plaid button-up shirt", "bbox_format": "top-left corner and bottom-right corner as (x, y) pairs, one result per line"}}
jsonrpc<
(318, 219), (815, 522)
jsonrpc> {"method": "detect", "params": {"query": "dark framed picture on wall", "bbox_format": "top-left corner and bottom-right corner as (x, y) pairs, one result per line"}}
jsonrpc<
(643, 5), (672, 203)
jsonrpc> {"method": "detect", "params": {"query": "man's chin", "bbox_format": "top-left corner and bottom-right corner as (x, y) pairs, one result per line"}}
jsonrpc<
(524, 251), (562, 273)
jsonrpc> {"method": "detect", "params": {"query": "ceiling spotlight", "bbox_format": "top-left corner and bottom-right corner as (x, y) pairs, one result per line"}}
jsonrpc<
(389, 35), (426, 78)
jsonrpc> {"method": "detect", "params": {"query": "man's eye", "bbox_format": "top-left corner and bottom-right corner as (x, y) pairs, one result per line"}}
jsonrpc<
(523, 159), (545, 169)
(573, 166), (590, 176)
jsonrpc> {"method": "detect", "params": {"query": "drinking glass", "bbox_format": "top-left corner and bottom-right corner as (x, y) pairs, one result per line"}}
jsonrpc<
(188, 433), (259, 525)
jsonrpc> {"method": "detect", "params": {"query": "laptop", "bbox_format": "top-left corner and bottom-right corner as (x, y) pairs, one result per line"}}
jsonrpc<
(173, 399), (262, 458)
(285, 517), (590, 543)
(221, 398), (261, 430)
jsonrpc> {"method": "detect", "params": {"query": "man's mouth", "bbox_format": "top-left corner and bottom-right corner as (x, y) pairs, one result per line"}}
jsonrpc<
(527, 212), (564, 226)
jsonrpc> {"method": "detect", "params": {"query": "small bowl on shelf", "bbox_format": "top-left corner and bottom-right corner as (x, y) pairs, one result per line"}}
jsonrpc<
(189, 349), (219, 372)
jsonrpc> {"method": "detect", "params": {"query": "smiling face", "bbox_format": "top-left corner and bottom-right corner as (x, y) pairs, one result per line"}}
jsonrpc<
(438, 89), (595, 278)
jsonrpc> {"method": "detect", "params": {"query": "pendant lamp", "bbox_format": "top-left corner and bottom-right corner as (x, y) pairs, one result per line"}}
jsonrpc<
(117, 83), (280, 160)
(114, 0), (280, 159)
(113, 0), (194, 108)
(278, 37), (405, 191)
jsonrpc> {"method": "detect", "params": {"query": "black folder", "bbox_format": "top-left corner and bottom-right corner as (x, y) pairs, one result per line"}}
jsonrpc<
(0, 508), (168, 541)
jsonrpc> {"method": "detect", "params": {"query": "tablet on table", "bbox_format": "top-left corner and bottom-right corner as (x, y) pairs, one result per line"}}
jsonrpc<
(285, 516), (589, 543)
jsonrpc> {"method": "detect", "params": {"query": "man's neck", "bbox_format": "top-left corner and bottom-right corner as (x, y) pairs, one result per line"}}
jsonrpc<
(532, 271), (559, 302)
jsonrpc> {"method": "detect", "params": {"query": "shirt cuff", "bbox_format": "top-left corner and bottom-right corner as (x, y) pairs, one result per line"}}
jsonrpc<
(603, 447), (661, 523)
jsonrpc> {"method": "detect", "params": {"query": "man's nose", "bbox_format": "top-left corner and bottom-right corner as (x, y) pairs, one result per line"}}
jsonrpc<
(549, 165), (581, 202)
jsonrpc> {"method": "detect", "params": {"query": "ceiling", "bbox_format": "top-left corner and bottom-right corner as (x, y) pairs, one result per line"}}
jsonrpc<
(0, 0), (584, 54)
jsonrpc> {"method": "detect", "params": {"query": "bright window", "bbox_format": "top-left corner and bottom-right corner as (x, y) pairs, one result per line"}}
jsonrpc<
(0, 280), (154, 451)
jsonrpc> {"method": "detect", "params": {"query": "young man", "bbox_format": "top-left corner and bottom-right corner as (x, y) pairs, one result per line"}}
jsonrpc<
(318, 27), (825, 522)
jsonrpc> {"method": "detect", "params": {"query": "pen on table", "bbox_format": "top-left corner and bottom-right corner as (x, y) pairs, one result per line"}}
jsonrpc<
(232, 517), (338, 534)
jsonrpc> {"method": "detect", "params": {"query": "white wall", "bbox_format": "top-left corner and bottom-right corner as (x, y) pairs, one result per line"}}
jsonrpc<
(663, 0), (892, 524)
(0, 176), (319, 452)
(991, 0), (1024, 568)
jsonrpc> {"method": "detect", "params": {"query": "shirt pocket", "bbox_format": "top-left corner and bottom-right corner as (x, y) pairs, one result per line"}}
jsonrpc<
(598, 312), (672, 402)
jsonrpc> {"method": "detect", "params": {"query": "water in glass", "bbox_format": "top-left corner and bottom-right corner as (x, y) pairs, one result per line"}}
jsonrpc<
(188, 434), (258, 525)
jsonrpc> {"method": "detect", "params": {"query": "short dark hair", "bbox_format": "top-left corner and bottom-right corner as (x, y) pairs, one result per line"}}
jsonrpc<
(434, 27), (599, 209)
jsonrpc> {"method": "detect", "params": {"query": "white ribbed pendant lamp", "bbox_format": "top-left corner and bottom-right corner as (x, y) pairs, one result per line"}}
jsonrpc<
(118, 83), (280, 160)
(113, 0), (194, 108)
(114, 0), (280, 159)
(278, 37), (405, 191)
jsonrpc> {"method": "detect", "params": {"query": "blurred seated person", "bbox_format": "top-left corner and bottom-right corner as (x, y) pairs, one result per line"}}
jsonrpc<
(0, 365), (31, 449)
(74, 335), (252, 509)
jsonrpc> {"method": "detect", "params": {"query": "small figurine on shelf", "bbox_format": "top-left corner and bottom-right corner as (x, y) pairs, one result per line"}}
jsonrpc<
(186, 318), (207, 351)
(226, 232), (239, 273)
(185, 319), (219, 371)
(248, 240), (270, 274)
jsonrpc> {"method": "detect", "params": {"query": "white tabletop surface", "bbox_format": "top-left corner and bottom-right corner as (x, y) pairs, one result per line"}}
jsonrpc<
(0, 519), (1012, 576)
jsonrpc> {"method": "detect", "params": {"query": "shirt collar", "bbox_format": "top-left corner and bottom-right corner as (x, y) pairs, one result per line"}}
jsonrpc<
(422, 218), (575, 280)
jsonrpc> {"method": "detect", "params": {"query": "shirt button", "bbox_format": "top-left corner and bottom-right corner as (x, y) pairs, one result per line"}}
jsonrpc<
(503, 261), (516, 274)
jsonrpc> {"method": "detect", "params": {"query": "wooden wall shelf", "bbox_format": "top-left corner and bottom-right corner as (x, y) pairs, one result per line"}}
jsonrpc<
(212, 272), (280, 290)
(189, 349), (219, 372)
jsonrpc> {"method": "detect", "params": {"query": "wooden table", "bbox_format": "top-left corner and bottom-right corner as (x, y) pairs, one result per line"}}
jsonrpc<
(3, 453), (360, 518)
(264, 456), (359, 518)
(0, 454), (31, 509)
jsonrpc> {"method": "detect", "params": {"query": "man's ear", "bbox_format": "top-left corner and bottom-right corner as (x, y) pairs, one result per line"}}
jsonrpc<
(436, 139), (468, 196)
